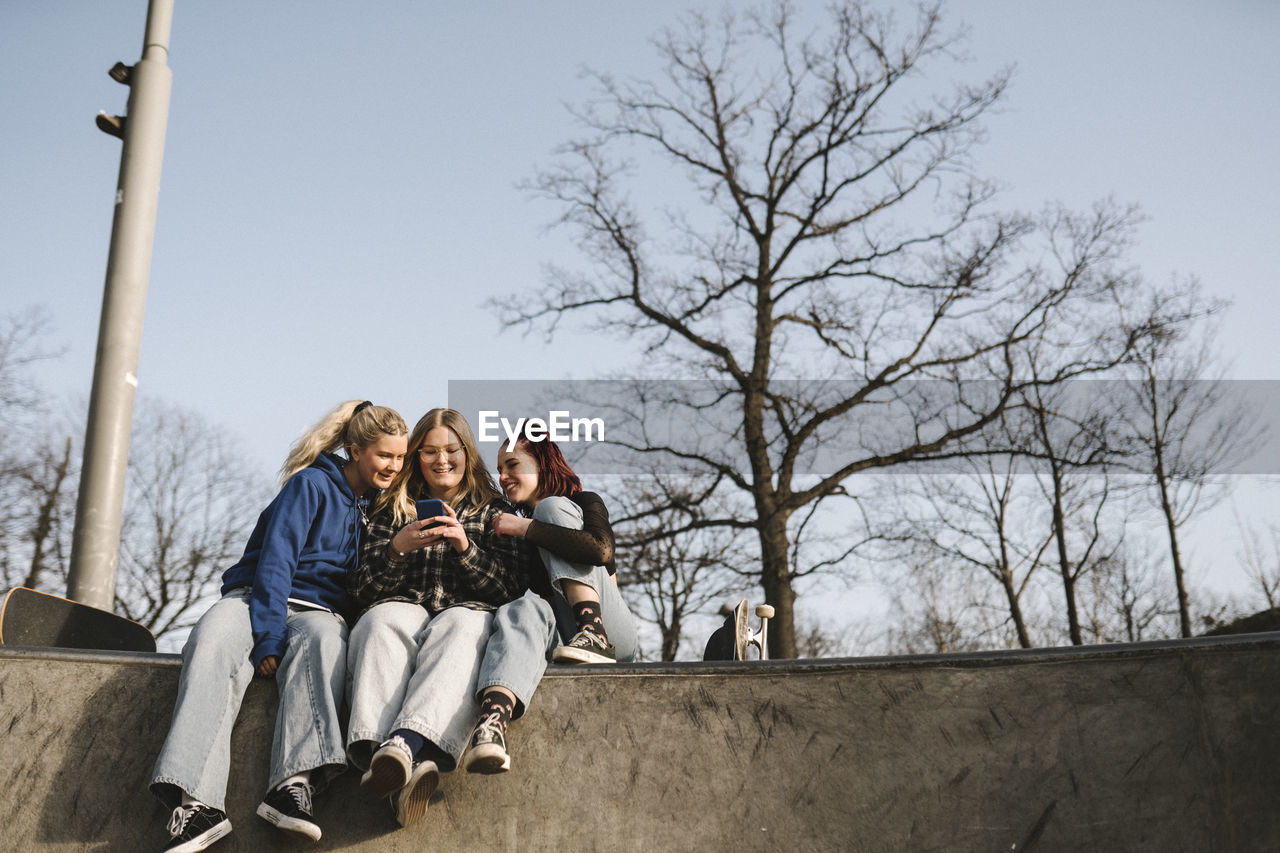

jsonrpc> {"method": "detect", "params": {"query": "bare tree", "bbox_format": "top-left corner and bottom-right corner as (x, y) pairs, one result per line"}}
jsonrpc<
(794, 618), (859, 658)
(881, 547), (1019, 654)
(612, 474), (748, 660)
(504, 2), (1152, 656)
(1236, 513), (1280, 611)
(1115, 285), (1255, 637)
(0, 306), (63, 411)
(19, 437), (76, 591)
(114, 400), (270, 647)
(1078, 543), (1178, 644)
(1022, 379), (1129, 645)
(882, 446), (1051, 648)
(0, 307), (71, 590)
(0, 307), (270, 651)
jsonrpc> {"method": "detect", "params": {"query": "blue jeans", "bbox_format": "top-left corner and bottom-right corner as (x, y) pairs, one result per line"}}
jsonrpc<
(476, 593), (557, 717)
(345, 602), (492, 772)
(149, 590), (349, 810)
(535, 495), (637, 659)
(476, 496), (638, 715)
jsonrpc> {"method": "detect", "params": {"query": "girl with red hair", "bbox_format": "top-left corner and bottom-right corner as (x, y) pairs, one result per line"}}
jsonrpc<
(458, 436), (637, 773)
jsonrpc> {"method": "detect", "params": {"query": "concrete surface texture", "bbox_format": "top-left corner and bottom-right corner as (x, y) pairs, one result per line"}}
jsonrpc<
(1, 633), (1278, 852)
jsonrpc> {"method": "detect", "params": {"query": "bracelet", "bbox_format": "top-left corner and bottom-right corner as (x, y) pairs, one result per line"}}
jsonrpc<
(389, 541), (407, 560)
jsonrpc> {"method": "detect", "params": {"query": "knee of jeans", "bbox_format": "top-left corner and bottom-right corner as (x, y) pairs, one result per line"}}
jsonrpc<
(499, 595), (555, 625)
(183, 635), (247, 674)
(532, 495), (582, 527)
(351, 603), (422, 652)
(424, 606), (492, 642)
(289, 616), (346, 660)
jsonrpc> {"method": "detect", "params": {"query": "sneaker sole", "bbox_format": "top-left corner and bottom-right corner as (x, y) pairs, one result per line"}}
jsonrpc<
(394, 762), (439, 827)
(256, 802), (322, 842)
(552, 645), (616, 664)
(463, 743), (511, 774)
(167, 818), (232, 853)
(361, 751), (411, 799)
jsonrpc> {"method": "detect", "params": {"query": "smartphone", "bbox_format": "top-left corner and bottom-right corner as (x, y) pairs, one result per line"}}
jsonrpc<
(415, 498), (446, 528)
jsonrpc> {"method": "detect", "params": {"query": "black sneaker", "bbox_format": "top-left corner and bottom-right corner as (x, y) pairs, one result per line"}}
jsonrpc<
(462, 712), (511, 774)
(163, 803), (231, 852)
(552, 629), (617, 664)
(394, 759), (439, 827)
(256, 781), (322, 841)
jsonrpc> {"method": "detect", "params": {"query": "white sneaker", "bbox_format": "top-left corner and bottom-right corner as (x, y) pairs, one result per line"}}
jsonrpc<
(361, 735), (413, 798)
(394, 760), (439, 827)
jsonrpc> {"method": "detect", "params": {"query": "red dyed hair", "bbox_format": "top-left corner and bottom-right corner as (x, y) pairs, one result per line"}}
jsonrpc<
(514, 436), (582, 499)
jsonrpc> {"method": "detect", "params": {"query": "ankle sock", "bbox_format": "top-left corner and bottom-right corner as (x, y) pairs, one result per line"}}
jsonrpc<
(390, 728), (426, 760)
(571, 600), (608, 642)
(479, 691), (515, 732)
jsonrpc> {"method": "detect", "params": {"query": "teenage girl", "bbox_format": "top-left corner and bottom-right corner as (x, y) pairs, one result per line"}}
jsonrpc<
(462, 435), (637, 774)
(150, 400), (407, 852)
(344, 408), (535, 827)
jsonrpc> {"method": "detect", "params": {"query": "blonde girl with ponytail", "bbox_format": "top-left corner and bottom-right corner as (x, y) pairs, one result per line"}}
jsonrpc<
(149, 400), (407, 852)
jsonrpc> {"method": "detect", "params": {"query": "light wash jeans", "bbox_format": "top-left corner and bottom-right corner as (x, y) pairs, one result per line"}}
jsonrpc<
(476, 593), (557, 717)
(476, 495), (639, 715)
(345, 602), (492, 772)
(149, 589), (349, 811)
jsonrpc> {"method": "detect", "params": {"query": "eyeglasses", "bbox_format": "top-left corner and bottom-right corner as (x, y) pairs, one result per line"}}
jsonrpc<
(419, 446), (464, 460)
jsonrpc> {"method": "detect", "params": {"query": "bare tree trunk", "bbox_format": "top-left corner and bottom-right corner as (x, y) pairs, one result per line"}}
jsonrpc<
(24, 437), (73, 590)
(1048, 461), (1083, 645)
(1033, 403), (1085, 646)
(1153, 449), (1192, 637)
(758, 512), (796, 658)
(660, 607), (681, 661)
(998, 559), (1032, 648)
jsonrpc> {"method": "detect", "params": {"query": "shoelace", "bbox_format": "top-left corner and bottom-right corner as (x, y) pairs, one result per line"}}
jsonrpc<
(381, 734), (411, 759)
(475, 711), (505, 741)
(284, 782), (315, 813)
(577, 630), (606, 649)
(166, 805), (196, 837)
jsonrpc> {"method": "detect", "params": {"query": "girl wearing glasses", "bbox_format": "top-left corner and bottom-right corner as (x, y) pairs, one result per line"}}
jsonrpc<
(344, 408), (535, 828)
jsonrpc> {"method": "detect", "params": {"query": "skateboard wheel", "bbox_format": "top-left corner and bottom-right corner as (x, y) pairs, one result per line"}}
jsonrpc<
(756, 604), (775, 619)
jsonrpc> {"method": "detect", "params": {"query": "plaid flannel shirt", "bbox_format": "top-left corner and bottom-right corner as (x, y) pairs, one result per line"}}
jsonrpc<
(349, 497), (535, 615)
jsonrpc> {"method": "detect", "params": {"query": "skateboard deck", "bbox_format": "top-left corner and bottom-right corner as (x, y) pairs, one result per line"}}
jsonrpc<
(731, 599), (750, 661)
(0, 587), (156, 652)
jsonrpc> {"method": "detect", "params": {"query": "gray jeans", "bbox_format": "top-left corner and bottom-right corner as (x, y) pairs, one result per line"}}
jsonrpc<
(149, 589), (349, 810)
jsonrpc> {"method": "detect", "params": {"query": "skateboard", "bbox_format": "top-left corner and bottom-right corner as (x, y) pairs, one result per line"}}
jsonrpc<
(0, 586), (156, 652)
(702, 598), (774, 661)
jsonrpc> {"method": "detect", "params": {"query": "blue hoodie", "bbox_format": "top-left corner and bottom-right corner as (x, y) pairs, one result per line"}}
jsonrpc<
(220, 452), (369, 666)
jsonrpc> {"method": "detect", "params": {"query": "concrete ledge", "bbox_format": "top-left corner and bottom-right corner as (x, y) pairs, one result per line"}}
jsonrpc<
(3, 634), (1280, 851)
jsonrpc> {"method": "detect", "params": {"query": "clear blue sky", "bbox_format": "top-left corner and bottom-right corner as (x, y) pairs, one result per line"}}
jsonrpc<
(3, 1), (1278, 616)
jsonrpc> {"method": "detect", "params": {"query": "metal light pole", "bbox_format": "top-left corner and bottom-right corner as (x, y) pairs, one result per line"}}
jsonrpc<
(68, 0), (175, 610)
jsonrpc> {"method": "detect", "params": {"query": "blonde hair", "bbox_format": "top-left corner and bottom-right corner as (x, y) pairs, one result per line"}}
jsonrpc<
(279, 400), (408, 485)
(375, 407), (502, 524)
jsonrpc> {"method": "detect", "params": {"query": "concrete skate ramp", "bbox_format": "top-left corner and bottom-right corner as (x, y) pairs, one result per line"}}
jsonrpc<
(3, 634), (1279, 852)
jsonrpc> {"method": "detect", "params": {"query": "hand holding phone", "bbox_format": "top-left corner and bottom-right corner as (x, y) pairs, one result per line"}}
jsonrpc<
(416, 498), (446, 528)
